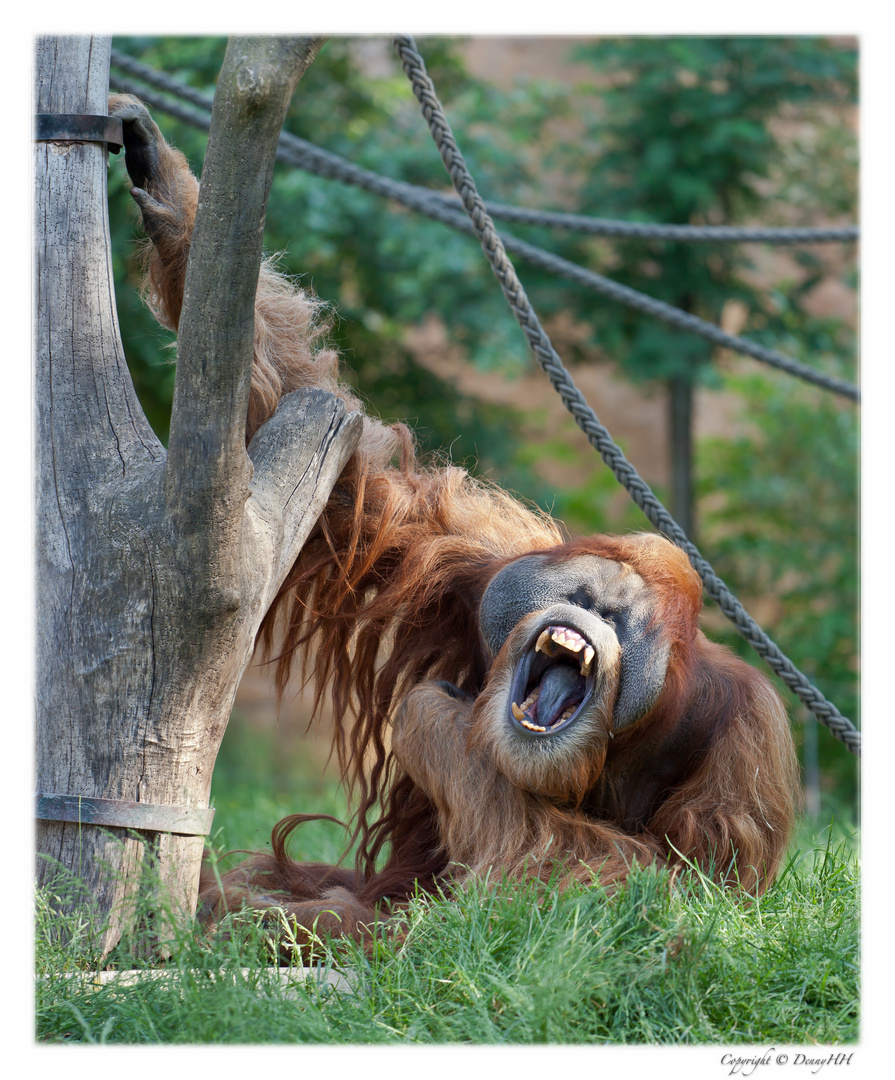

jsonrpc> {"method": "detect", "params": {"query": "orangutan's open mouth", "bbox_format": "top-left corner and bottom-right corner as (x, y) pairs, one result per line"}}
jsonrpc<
(508, 624), (596, 737)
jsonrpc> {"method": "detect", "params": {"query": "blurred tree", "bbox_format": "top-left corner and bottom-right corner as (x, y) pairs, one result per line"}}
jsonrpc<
(535, 37), (858, 540)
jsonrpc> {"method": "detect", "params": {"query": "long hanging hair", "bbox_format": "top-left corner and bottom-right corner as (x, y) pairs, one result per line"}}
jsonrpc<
(258, 433), (564, 894)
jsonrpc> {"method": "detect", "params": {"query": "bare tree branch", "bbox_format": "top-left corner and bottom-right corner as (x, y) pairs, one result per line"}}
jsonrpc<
(166, 37), (326, 519)
(247, 389), (363, 609)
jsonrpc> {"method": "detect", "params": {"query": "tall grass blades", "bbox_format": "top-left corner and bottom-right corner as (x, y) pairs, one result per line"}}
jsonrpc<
(35, 828), (858, 1045)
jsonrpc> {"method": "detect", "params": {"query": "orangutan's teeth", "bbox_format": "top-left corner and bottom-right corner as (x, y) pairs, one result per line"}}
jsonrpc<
(513, 688), (541, 724)
(535, 629), (557, 656)
(552, 627), (584, 652)
(559, 705), (576, 721)
(580, 646), (595, 676)
(521, 719), (547, 732)
(520, 687), (540, 711)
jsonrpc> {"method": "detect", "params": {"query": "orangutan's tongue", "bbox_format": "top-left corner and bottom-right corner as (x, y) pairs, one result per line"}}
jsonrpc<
(536, 664), (582, 727)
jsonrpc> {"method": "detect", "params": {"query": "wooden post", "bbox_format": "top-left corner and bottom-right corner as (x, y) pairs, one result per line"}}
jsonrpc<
(34, 35), (360, 959)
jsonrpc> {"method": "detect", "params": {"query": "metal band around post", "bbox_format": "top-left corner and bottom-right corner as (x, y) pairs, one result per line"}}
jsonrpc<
(34, 113), (124, 153)
(36, 793), (215, 837)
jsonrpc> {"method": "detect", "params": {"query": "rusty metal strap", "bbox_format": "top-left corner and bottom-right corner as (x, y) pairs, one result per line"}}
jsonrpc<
(36, 793), (214, 837)
(34, 113), (124, 153)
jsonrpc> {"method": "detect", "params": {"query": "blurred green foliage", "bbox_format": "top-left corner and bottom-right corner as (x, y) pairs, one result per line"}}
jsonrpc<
(108, 36), (858, 812)
(539, 37), (858, 384)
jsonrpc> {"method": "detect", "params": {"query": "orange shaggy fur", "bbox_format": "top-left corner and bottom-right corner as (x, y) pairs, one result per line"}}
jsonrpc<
(110, 95), (799, 950)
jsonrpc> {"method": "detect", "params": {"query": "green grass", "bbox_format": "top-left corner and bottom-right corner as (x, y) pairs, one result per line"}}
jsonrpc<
(34, 718), (859, 1045)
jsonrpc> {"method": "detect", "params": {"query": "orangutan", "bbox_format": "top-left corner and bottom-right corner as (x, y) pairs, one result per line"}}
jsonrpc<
(109, 95), (798, 947)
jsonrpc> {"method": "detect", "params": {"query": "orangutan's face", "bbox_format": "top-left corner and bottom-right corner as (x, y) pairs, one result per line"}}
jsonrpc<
(479, 553), (671, 742)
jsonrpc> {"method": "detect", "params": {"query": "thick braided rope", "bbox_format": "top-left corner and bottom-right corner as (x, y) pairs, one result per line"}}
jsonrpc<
(428, 195), (860, 245)
(393, 35), (860, 755)
(109, 50), (859, 402)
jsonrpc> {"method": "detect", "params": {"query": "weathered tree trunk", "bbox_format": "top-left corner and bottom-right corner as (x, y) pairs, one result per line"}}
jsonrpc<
(34, 35), (359, 960)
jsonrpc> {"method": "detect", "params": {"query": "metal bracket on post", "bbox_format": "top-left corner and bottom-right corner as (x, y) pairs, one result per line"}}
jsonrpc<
(36, 792), (215, 837)
(34, 113), (124, 153)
